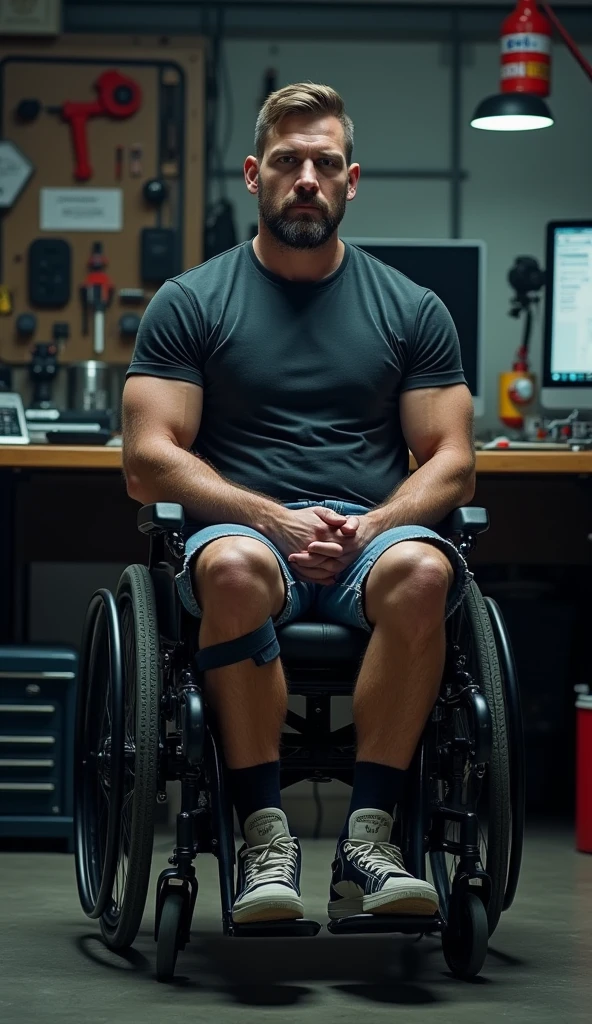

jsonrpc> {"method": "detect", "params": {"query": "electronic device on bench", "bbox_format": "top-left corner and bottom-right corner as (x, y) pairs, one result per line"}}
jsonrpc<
(345, 237), (486, 417)
(0, 392), (29, 444)
(24, 407), (112, 445)
(541, 220), (592, 411)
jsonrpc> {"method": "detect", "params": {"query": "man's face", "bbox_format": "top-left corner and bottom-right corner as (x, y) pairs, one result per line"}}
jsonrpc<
(256, 114), (355, 250)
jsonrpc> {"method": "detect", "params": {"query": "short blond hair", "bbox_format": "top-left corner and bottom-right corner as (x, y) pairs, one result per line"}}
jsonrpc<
(255, 82), (354, 164)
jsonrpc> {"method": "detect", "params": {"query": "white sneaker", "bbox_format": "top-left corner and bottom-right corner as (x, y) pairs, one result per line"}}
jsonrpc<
(232, 808), (304, 924)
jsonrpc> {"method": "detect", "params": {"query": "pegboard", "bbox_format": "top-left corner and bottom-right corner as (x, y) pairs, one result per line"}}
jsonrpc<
(0, 34), (205, 365)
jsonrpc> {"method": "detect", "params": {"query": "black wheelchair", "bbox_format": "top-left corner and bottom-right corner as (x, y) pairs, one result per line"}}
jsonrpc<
(73, 502), (525, 983)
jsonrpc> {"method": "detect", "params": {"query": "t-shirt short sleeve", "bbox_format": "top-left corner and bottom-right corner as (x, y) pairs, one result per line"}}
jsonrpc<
(401, 289), (467, 392)
(126, 279), (204, 386)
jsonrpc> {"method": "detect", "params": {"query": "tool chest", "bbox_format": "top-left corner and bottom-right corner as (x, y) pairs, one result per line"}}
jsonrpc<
(0, 647), (77, 849)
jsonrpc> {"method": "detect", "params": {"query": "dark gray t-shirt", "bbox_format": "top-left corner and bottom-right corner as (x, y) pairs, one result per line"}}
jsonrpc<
(126, 240), (466, 508)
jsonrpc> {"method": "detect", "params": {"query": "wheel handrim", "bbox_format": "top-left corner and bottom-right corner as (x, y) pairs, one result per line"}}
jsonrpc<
(74, 591), (124, 919)
(102, 594), (137, 929)
(428, 606), (491, 920)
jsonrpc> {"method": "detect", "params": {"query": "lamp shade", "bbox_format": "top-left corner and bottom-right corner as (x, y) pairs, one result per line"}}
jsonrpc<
(471, 92), (554, 131)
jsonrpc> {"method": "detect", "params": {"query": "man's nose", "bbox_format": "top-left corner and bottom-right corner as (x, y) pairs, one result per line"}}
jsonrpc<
(295, 160), (319, 191)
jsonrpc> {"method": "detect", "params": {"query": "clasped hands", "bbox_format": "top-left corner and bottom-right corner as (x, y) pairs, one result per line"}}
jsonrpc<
(287, 508), (374, 583)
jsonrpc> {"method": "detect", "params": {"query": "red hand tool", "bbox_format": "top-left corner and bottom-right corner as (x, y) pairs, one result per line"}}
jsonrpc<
(48, 70), (142, 181)
(80, 242), (114, 355)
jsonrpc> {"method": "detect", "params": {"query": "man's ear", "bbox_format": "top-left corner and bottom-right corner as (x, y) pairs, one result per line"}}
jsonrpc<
(244, 155), (259, 194)
(346, 162), (360, 201)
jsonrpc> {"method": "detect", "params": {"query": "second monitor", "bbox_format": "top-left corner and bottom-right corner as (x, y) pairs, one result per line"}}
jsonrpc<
(346, 237), (486, 417)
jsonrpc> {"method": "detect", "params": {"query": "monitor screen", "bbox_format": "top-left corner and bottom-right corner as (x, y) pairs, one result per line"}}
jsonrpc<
(345, 238), (485, 416)
(544, 223), (592, 380)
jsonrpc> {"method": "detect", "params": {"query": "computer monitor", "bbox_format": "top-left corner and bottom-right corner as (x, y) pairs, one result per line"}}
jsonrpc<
(345, 238), (486, 417)
(542, 221), (592, 411)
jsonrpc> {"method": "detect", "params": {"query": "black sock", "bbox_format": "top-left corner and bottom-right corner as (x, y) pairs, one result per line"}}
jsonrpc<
(339, 761), (408, 843)
(228, 760), (282, 839)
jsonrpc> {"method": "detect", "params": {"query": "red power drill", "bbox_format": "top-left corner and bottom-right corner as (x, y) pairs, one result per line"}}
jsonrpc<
(48, 70), (141, 181)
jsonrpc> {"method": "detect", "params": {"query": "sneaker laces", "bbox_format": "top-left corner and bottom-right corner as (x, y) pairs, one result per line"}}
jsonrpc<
(344, 839), (410, 880)
(241, 834), (298, 888)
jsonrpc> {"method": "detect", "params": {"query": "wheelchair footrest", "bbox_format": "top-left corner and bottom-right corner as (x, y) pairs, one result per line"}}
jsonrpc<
(327, 913), (442, 936)
(232, 918), (322, 938)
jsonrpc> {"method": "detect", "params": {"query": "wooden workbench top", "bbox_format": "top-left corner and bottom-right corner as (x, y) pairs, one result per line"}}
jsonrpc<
(1, 444), (592, 473)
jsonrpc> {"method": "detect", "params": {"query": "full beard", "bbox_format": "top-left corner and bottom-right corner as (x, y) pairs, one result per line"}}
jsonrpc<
(258, 182), (348, 250)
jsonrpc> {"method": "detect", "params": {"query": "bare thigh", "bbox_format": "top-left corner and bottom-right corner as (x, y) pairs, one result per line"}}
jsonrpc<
(193, 536), (287, 620)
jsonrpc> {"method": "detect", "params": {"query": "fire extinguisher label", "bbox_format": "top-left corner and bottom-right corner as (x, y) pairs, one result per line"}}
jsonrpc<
(501, 33), (551, 55)
(526, 60), (549, 80)
(501, 61), (550, 81)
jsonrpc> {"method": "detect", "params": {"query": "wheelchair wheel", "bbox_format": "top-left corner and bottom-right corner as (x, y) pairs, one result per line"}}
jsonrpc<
(442, 892), (489, 980)
(98, 564), (160, 950)
(74, 590), (124, 919)
(429, 581), (510, 938)
(156, 892), (184, 982)
(483, 597), (525, 913)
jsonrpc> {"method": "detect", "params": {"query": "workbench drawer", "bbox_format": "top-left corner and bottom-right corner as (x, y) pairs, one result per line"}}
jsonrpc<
(0, 647), (76, 829)
(0, 699), (62, 732)
(0, 781), (62, 816)
(0, 733), (58, 754)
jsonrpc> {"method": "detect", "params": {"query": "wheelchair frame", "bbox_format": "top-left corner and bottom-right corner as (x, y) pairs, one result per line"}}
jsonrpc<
(74, 502), (524, 982)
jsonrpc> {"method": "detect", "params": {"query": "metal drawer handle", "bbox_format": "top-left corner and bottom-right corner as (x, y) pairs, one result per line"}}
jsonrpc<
(0, 782), (55, 791)
(0, 705), (56, 714)
(0, 736), (55, 745)
(0, 759), (55, 768)
(0, 671), (74, 679)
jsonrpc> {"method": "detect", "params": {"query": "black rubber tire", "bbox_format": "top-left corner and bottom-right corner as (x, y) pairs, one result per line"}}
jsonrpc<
(99, 564), (160, 950)
(156, 892), (184, 982)
(483, 596), (525, 913)
(442, 892), (489, 980)
(430, 581), (511, 938)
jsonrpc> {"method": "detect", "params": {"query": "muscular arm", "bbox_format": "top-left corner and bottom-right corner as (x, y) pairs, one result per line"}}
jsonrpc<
(122, 375), (285, 528)
(365, 383), (476, 534)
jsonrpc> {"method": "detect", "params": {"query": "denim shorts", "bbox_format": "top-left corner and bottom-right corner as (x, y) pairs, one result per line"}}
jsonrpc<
(175, 500), (473, 634)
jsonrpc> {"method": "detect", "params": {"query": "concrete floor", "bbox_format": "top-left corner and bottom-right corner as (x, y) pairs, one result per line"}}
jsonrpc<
(1, 819), (591, 1024)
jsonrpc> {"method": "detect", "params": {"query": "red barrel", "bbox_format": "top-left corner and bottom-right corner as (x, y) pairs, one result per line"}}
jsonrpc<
(576, 695), (592, 853)
(500, 0), (552, 98)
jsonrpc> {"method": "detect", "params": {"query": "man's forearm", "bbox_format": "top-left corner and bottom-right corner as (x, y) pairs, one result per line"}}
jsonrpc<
(365, 451), (476, 537)
(124, 442), (288, 534)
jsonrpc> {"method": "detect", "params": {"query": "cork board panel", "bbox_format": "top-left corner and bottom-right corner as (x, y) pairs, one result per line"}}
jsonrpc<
(0, 35), (205, 366)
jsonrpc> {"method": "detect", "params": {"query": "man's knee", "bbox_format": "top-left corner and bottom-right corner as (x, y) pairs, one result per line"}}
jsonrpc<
(365, 541), (452, 625)
(194, 537), (286, 614)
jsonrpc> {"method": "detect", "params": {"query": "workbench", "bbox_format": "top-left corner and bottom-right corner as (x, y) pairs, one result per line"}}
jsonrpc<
(1, 444), (591, 644)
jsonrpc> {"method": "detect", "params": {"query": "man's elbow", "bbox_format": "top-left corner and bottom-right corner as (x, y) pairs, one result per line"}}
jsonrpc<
(123, 455), (154, 505)
(461, 459), (477, 505)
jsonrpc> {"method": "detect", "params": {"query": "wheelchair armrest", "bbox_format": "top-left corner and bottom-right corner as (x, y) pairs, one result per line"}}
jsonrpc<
(137, 502), (185, 536)
(437, 506), (489, 538)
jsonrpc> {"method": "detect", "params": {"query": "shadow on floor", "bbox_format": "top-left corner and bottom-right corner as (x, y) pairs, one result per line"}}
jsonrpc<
(75, 927), (527, 1008)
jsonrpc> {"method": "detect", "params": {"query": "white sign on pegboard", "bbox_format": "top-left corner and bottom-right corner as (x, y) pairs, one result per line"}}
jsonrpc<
(0, 141), (34, 210)
(0, 0), (61, 36)
(40, 188), (123, 231)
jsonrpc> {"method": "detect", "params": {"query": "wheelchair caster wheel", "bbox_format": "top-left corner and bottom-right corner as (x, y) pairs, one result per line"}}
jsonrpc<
(442, 893), (488, 980)
(156, 892), (185, 981)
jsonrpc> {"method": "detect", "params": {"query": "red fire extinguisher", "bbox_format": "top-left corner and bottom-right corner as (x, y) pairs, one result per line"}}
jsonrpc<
(500, 1), (552, 98)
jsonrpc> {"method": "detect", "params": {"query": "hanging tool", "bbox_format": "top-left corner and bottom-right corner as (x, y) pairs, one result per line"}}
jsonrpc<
(47, 70), (142, 182)
(129, 144), (143, 177)
(80, 243), (114, 356)
(499, 256), (546, 430)
(29, 342), (59, 409)
(0, 286), (12, 316)
(115, 145), (124, 181)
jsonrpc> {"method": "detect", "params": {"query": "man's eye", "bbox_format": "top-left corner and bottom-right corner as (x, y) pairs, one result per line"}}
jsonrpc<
(319, 159), (334, 167)
(278, 156), (295, 164)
